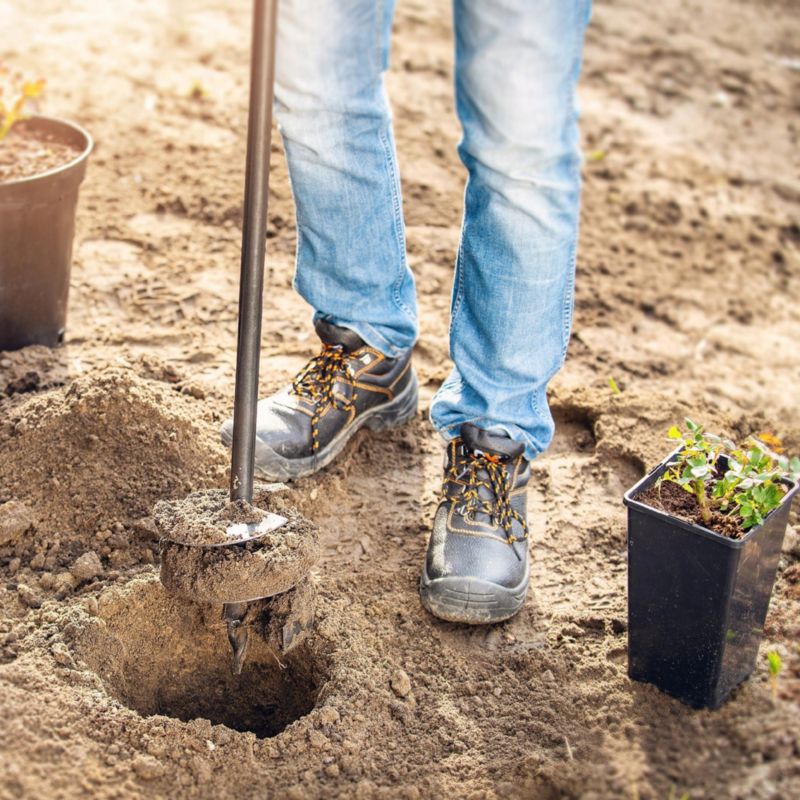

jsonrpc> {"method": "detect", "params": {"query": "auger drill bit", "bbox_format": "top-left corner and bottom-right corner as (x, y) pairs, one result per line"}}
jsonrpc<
(224, 0), (278, 674)
(223, 602), (250, 675)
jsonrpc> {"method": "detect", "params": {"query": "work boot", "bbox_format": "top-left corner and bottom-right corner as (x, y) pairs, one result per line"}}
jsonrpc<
(220, 319), (417, 480)
(420, 423), (530, 624)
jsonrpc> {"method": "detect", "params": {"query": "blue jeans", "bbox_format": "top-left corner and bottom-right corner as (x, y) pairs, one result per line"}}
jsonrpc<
(275, 0), (591, 461)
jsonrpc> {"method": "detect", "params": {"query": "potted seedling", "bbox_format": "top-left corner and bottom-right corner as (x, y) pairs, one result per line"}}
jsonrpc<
(623, 420), (799, 709)
(0, 66), (93, 351)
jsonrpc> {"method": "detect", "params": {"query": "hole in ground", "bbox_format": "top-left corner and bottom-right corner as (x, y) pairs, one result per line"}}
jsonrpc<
(76, 578), (329, 738)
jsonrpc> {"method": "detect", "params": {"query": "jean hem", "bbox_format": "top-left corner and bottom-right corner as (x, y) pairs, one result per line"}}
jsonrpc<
(430, 415), (546, 463)
(312, 311), (415, 359)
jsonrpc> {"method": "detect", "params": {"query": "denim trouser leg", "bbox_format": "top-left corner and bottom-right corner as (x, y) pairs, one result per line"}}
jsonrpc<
(276, 1), (591, 461)
(429, 1), (592, 461)
(274, 0), (418, 357)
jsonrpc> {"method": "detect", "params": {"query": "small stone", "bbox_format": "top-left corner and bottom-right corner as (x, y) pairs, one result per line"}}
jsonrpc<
(8, 558), (21, 575)
(285, 533), (299, 549)
(17, 584), (43, 608)
(318, 706), (340, 726)
(390, 668), (412, 698)
(0, 500), (33, 545)
(181, 382), (206, 400)
(324, 763), (340, 778)
(39, 572), (55, 590)
(308, 730), (329, 750)
(146, 740), (166, 758)
(70, 551), (104, 582)
(29, 553), (46, 570)
(43, 552), (59, 571)
(108, 533), (127, 549)
(132, 755), (165, 780)
(51, 642), (74, 668)
(130, 517), (159, 542)
(54, 572), (77, 595)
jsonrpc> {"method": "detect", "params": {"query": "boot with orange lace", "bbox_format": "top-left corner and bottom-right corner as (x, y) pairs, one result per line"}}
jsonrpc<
(420, 423), (530, 624)
(220, 319), (418, 480)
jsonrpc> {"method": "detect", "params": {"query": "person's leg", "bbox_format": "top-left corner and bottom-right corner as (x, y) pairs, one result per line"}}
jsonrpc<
(421, 0), (591, 624)
(275, 0), (418, 357)
(220, 0), (419, 480)
(430, 0), (592, 459)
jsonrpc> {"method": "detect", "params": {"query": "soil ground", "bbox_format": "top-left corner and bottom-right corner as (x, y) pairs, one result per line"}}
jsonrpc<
(1, 1), (799, 798)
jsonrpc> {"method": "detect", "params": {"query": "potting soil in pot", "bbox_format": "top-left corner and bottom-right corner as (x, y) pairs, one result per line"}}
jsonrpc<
(0, 125), (80, 182)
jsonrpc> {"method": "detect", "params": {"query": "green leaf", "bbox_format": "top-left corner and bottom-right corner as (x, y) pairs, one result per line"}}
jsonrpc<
(767, 650), (782, 677)
(608, 376), (621, 395)
(667, 426), (682, 440)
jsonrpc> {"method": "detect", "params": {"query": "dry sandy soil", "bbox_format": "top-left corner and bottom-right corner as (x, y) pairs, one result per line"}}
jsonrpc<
(1, 0), (800, 798)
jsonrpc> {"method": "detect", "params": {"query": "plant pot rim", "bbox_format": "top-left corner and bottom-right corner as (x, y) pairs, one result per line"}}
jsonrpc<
(0, 114), (93, 189)
(623, 445), (800, 548)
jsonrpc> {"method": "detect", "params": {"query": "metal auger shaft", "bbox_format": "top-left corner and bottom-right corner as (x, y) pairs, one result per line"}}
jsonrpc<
(222, 602), (251, 675)
(223, 0), (278, 674)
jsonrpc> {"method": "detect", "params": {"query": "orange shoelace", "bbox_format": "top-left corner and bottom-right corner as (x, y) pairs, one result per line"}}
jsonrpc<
(291, 344), (359, 453)
(442, 442), (528, 545)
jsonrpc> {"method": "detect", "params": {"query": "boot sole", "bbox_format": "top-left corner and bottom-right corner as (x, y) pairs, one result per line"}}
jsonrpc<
(221, 371), (419, 481)
(419, 561), (529, 625)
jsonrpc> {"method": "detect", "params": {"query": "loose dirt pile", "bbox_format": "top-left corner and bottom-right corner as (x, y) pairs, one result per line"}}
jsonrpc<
(1, 0), (799, 797)
(0, 364), (227, 536)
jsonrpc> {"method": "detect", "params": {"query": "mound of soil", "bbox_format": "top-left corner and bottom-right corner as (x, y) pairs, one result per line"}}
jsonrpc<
(0, 365), (227, 537)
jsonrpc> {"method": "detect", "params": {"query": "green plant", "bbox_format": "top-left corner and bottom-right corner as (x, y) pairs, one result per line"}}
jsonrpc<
(0, 66), (45, 142)
(659, 420), (800, 530)
(667, 788), (690, 800)
(767, 650), (782, 701)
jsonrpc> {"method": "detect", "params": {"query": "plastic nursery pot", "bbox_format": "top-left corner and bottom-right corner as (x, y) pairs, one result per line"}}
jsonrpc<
(0, 115), (93, 351)
(623, 448), (799, 710)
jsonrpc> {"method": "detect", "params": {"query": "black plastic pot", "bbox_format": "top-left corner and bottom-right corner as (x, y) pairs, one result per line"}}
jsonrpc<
(623, 449), (799, 709)
(0, 115), (92, 351)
